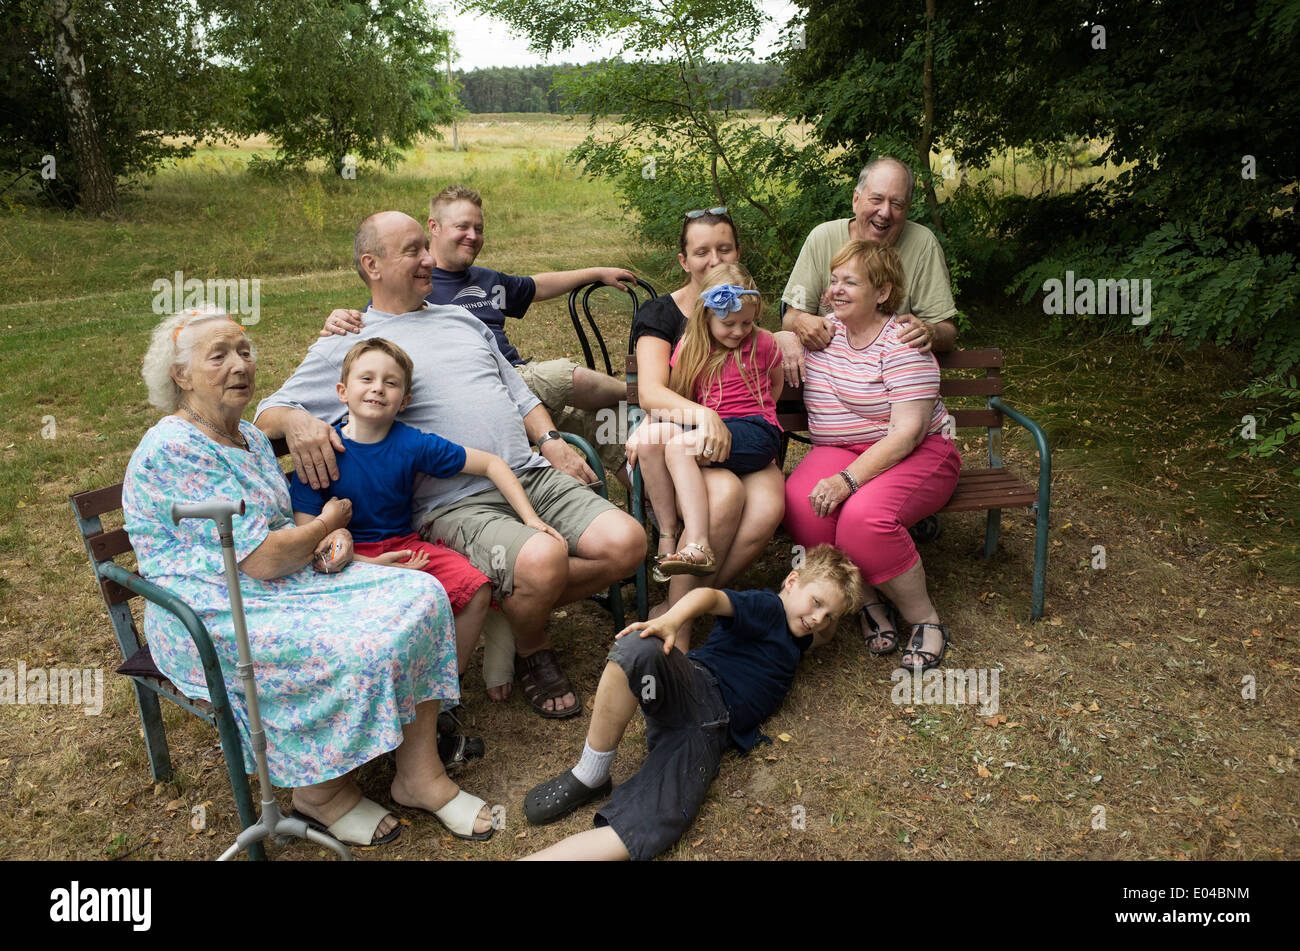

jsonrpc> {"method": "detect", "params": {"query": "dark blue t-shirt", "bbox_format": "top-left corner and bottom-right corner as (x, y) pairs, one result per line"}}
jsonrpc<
(289, 420), (466, 543)
(688, 588), (813, 752)
(426, 266), (536, 366)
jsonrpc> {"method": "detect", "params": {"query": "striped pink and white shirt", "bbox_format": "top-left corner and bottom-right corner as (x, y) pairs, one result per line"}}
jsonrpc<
(803, 315), (948, 445)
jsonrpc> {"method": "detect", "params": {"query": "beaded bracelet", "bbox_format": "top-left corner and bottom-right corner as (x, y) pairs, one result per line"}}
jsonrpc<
(838, 469), (859, 494)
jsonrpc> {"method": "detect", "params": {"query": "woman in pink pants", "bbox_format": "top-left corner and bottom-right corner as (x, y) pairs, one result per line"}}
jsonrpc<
(783, 240), (960, 671)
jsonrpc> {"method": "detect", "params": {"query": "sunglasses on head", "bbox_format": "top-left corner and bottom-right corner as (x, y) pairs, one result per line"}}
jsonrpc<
(685, 206), (728, 219)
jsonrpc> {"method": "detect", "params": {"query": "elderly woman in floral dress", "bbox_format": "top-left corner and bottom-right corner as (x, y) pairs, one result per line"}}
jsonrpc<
(122, 308), (493, 845)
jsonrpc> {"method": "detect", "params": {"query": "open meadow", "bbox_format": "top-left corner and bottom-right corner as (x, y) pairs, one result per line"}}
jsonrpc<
(1, 114), (1297, 861)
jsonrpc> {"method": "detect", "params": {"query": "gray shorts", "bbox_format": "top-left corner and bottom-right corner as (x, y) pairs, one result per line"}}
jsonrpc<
(420, 466), (618, 600)
(594, 635), (731, 861)
(517, 359), (626, 477)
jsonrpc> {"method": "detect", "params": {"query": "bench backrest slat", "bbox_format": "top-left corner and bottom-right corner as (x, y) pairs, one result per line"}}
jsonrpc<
(73, 483), (124, 520)
(940, 377), (1003, 398)
(89, 527), (134, 562)
(936, 349), (1003, 369)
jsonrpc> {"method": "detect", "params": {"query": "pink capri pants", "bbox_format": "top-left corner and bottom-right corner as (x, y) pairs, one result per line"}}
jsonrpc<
(783, 434), (961, 586)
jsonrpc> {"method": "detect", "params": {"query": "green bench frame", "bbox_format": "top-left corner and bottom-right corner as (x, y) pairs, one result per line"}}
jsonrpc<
(775, 347), (1052, 619)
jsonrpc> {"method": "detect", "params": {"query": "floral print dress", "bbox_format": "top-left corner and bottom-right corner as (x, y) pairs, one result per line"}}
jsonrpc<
(122, 416), (459, 788)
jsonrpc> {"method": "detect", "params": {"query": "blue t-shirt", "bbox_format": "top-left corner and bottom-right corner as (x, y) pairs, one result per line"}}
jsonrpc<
(426, 266), (536, 366)
(289, 420), (466, 543)
(688, 588), (813, 752)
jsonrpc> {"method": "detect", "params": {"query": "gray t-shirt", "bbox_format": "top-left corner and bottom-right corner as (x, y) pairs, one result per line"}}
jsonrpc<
(255, 303), (546, 522)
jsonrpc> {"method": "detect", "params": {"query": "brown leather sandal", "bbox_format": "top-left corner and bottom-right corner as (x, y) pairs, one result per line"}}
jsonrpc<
(514, 649), (583, 719)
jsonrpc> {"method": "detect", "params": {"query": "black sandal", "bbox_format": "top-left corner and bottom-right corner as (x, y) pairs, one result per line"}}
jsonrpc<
(438, 732), (485, 774)
(898, 622), (951, 672)
(514, 649), (583, 719)
(861, 602), (900, 655)
(523, 770), (612, 825)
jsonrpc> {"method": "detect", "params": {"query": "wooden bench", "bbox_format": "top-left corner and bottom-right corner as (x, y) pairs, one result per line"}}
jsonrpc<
(71, 479), (268, 860)
(776, 348), (1052, 619)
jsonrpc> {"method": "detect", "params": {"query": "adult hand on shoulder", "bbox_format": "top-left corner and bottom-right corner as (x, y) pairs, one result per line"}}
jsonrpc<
(287, 412), (345, 490)
(773, 330), (807, 387)
(540, 437), (598, 485)
(895, 314), (935, 353)
(791, 309), (833, 351)
(320, 308), (366, 338)
(808, 475), (851, 519)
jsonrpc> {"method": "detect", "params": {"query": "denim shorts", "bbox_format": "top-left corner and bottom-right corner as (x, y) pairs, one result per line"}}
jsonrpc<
(712, 415), (782, 475)
(595, 635), (731, 861)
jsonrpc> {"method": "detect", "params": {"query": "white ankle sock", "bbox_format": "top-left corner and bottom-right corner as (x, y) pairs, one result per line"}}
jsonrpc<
(572, 742), (615, 788)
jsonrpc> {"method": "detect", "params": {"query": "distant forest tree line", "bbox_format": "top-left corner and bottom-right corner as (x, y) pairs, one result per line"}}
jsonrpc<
(451, 61), (784, 113)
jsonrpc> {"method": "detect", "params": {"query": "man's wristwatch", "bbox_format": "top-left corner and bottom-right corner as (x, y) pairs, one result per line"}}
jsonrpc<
(535, 430), (563, 451)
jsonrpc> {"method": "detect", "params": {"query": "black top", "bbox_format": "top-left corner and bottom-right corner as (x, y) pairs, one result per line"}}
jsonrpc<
(630, 293), (689, 350)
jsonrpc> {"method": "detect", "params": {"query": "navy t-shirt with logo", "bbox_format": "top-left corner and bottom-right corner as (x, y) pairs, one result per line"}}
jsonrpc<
(426, 266), (536, 365)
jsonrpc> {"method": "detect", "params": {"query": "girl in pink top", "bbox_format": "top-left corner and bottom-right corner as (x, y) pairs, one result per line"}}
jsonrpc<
(631, 264), (784, 577)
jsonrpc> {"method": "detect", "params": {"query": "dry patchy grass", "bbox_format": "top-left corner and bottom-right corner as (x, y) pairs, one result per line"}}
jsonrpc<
(1, 131), (1297, 862)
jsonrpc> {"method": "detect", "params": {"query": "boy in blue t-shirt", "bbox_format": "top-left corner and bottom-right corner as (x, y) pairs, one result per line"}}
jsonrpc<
(520, 544), (865, 861)
(289, 338), (565, 608)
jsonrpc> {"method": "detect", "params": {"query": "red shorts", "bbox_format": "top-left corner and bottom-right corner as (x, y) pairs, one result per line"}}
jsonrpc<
(353, 532), (490, 612)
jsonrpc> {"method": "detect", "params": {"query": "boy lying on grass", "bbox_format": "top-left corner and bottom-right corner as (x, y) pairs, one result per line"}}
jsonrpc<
(520, 543), (864, 860)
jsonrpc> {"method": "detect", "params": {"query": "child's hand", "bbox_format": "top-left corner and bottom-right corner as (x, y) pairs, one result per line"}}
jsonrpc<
(320, 497), (353, 532)
(373, 549), (430, 571)
(525, 519), (567, 547)
(615, 618), (677, 654)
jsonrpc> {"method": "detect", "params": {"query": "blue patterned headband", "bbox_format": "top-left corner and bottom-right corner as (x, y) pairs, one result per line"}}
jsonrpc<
(700, 283), (760, 320)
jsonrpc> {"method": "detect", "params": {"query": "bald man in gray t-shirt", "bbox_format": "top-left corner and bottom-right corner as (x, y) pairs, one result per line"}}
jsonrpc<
(257, 211), (645, 719)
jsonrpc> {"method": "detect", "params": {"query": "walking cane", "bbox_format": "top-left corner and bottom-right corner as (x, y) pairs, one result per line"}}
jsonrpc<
(172, 499), (353, 861)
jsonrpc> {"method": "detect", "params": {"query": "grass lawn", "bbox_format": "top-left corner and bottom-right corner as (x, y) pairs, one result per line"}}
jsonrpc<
(1, 120), (1297, 861)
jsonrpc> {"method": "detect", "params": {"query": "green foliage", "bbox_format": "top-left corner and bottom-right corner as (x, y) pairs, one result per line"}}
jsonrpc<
(452, 62), (782, 114)
(1, 0), (234, 208)
(1011, 223), (1300, 377)
(207, 0), (457, 174)
(1224, 375), (1300, 478)
(461, 0), (841, 291)
(1010, 222), (1300, 472)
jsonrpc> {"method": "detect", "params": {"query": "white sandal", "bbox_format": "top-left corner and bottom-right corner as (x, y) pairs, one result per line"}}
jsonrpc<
(431, 790), (494, 841)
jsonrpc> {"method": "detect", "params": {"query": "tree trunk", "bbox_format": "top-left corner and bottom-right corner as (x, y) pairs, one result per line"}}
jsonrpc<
(49, 0), (119, 217)
(918, 0), (944, 232)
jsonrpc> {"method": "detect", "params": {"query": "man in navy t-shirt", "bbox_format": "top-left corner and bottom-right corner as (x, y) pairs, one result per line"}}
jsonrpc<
(322, 184), (636, 486)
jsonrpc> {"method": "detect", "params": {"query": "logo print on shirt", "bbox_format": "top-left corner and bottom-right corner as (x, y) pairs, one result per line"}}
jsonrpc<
(452, 286), (489, 302)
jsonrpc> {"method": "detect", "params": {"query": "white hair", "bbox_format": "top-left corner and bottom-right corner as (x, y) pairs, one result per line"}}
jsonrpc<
(141, 308), (252, 412)
(856, 157), (915, 203)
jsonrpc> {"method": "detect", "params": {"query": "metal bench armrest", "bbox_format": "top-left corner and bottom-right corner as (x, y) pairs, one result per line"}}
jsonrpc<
(95, 562), (240, 720)
(987, 397), (1051, 496)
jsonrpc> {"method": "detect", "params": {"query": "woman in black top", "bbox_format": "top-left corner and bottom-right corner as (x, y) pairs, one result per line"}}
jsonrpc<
(628, 209), (805, 646)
